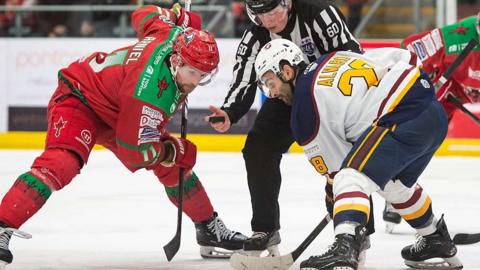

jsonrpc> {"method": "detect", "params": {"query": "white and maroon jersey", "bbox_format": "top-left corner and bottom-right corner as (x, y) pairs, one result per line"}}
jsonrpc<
(291, 48), (435, 175)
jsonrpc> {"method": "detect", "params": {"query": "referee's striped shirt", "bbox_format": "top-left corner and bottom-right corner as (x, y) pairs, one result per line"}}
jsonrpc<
(222, 0), (361, 124)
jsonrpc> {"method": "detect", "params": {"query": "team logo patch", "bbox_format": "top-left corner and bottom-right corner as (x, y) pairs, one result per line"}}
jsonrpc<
(157, 78), (168, 98)
(53, 116), (68, 138)
(449, 25), (468, 35)
(80, 130), (92, 145)
(185, 32), (195, 44)
(300, 37), (315, 56)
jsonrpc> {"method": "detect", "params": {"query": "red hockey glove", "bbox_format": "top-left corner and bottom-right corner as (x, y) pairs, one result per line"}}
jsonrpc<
(171, 3), (202, 30)
(161, 135), (197, 170)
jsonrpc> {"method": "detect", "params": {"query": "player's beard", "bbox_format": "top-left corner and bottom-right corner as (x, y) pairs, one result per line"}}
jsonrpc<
(279, 83), (293, 106)
(178, 83), (195, 95)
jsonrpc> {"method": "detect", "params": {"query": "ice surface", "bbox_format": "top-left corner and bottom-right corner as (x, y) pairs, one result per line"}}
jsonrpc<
(0, 150), (479, 270)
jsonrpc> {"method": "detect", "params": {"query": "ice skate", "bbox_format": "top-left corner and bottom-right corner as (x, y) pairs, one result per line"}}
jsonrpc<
(402, 215), (463, 269)
(194, 212), (247, 259)
(0, 222), (31, 269)
(300, 225), (367, 270)
(358, 235), (370, 266)
(383, 202), (401, 233)
(243, 230), (281, 257)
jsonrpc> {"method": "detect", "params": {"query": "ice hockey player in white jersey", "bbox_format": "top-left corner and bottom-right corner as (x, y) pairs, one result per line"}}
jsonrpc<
(254, 39), (463, 270)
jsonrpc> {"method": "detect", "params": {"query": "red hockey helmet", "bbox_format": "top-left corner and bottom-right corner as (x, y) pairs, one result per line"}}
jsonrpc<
(172, 28), (219, 74)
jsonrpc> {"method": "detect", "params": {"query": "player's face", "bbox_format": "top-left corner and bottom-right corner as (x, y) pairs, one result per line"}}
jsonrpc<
(259, 71), (293, 105)
(175, 64), (210, 95)
(257, 4), (289, 33)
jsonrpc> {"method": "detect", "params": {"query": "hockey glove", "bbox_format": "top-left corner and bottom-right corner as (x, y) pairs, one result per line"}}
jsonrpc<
(171, 3), (202, 30)
(161, 135), (197, 170)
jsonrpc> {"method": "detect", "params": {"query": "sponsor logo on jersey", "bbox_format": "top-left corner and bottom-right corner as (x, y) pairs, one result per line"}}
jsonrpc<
(142, 105), (163, 121)
(138, 127), (160, 144)
(421, 35), (437, 57)
(469, 68), (480, 81)
(140, 115), (161, 129)
(430, 29), (443, 50)
(53, 116), (68, 138)
(420, 79), (431, 89)
(411, 40), (428, 60)
(300, 37), (315, 56)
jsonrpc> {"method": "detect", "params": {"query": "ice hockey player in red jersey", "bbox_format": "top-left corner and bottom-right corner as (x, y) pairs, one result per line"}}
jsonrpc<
(383, 13), (480, 233)
(0, 4), (247, 268)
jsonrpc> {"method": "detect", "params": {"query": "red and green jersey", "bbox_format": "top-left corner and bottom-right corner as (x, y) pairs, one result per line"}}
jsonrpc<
(402, 15), (480, 120)
(56, 5), (186, 172)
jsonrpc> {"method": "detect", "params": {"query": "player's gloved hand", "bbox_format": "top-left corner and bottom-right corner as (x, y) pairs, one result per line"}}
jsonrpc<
(161, 134), (197, 170)
(171, 3), (202, 30)
(325, 176), (334, 217)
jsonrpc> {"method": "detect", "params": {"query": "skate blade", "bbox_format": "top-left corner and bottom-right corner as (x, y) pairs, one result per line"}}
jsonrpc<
(200, 246), (239, 259)
(385, 222), (396, 234)
(405, 255), (463, 269)
(243, 245), (280, 258)
(358, 249), (367, 266)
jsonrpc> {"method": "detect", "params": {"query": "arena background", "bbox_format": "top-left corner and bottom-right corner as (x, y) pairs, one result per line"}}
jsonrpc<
(0, 35), (478, 155)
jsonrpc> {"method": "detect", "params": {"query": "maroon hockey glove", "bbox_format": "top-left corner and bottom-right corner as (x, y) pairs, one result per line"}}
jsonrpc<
(161, 135), (197, 170)
(171, 3), (202, 30)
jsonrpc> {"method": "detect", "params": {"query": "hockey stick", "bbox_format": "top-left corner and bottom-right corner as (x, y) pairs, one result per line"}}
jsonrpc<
(436, 38), (478, 89)
(163, 0), (191, 261)
(435, 38), (480, 125)
(453, 232), (480, 245)
(446, 94), (480, 125)
(229, 214), (331, 270)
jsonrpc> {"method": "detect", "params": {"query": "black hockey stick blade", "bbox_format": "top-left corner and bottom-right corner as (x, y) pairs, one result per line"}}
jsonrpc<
(163, 230), (181, 261)
(229, 214), (331, 270)
(453, 233), (480, 245)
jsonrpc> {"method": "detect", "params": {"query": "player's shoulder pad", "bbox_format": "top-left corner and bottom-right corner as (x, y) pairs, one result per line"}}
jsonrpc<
(291, 58), (325, 145)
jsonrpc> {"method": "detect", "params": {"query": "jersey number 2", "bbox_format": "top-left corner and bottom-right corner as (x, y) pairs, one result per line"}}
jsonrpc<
(337, 59), (379, 96)
(88, 49), (129, 72)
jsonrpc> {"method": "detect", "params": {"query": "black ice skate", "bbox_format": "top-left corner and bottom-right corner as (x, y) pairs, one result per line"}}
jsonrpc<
(194, 212), (247, 259)
(0, 222), (31, 269)
(383, 202), (402, 233)
(243, 230), (281, 257)
(300, 225), (367, 270)
(401, 215), (463, 269)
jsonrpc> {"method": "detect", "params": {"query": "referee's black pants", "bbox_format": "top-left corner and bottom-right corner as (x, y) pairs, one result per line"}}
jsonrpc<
(242, 98), (375, 235)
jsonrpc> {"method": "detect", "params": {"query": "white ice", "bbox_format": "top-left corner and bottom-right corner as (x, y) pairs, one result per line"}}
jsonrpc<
(0, 150), (479, 270)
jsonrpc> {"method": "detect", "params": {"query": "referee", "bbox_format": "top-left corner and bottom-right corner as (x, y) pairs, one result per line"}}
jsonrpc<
(206, 0), (370, 252)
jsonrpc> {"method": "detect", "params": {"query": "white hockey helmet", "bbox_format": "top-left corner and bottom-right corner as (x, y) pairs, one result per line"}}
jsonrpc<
(255, 38), (305, 97)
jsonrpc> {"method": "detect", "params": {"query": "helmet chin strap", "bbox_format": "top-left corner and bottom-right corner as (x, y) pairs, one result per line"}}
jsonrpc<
(169, 54), (181, 90)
